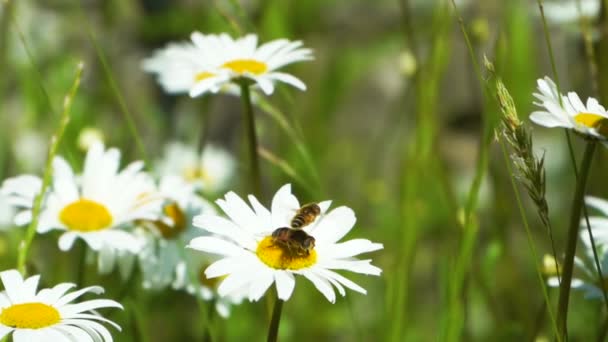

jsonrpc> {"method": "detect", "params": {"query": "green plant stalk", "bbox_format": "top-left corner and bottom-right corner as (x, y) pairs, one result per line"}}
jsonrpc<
(74, 239), (87, 287)
(443, 1), (495, 339)
(16, 63), (84, 275)
(257, 97), (322, 196)
(0, 0), (15, 97)
(178, 238), (217, 342)
(78, 5), (150, 168)
(556, 140), (597, 338)
(267, 294), (284, 342)
(499, 140), (560, 340)
(239, 81), (262, 197)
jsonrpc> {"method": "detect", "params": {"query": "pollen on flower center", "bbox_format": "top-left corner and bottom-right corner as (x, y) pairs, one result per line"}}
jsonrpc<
(574, 112), (608, 136)
(59, 199), (113, 232)
(222, 59), (268, 75)
(0, 302), (61, 329)
(152, 202), (187, 239)
(194, 71), (215, 82)
(256, 236), (317, 270)
(183, 165), (211, 183)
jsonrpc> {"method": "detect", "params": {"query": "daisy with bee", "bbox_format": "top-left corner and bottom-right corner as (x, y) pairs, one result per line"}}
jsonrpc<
(271, 203), (321, 256)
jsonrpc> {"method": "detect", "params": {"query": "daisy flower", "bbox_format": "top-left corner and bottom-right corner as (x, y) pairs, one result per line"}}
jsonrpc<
(137, 175), (242, 316)
(1, 142), (163, 275)
(157, 142), (235, 193)
(547, 195), (608, 299)
(136, 175), (214, 290)
(143, 32), (313, 97)
(530, 77), (608, 140)
(188, 184), (383, 303)
(0, 269), (122, 341)
(547, 234), (608, 301)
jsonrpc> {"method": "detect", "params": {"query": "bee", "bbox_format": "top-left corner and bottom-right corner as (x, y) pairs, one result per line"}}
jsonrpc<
(290, 203), (321, 229)
(271, 227), (316, 256)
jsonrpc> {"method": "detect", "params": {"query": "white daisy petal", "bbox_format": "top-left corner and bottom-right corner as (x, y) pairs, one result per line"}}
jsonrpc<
(274, 271), (296, 301)
(324, 239), (384, 259)
(188, 236), (245, 256)
(312, 206), (356, 244)
(302, 271), (335, 303)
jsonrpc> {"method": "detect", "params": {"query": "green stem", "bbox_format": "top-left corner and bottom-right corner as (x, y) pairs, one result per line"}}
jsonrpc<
(239, 81), (262, 197)
(556, 140), (597, 338)
(499, 140), (560, 340)
(74, 239), (87, 287)
(597, 315), (608, 342)
(267, 294), (284, 342)
(16, 63), (83, 275)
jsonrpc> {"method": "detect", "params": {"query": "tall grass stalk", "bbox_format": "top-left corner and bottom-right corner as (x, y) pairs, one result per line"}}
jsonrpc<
(391, 3), (451, 340)
(78, 6), (150, 168)
(498, 140), (560, 340)
(556, 140), (597, 339)
(0, 0), (15, 96)
(16, 62), (84, 275)
(442, 1), (497, 339)
(257, 98), (322, 196)
(490, 69), (560, 338)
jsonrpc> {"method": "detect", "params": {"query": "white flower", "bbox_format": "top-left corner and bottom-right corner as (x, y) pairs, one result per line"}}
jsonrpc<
(137, 175), (212, 290)
(0, 269), (122, 341)
(579, 196), (608, 248)
(547, 195), (608, 299)
(136, 175), (241, 316)
(530, 77), (608, 140)
(1, 142), (163, 275)
(188, 184), (383, 303)
(143, 32), (313, 97)
(0, 195), (15, 230)
(547, 251), (608, 301)
(157, 142), (235, 193)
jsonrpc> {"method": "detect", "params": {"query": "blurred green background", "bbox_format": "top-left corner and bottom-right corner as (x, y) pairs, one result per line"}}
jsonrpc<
(1, 0), (608, 340)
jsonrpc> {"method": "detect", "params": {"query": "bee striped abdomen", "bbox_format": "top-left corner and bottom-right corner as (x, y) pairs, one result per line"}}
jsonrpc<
(290, 203), (321, 229)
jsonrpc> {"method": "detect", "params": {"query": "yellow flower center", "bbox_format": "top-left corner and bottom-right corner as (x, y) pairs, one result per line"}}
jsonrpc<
(194, 71), (215, 82)
(222, 59), (268, 75)
(0, 302), (61, 329)
(59, 199), (113, 232)
(256, 236), (317, 270)
(574, 112), (608, 136)
(183, 166), (211, 184)
(150, 202), (187, 239)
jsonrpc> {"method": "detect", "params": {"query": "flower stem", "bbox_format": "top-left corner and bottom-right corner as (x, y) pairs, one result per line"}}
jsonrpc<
(74, 239), (87, 287)
(239, 81), (262, 197)
(267, 294), (284, 342)
(556, 140), (597, 338)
